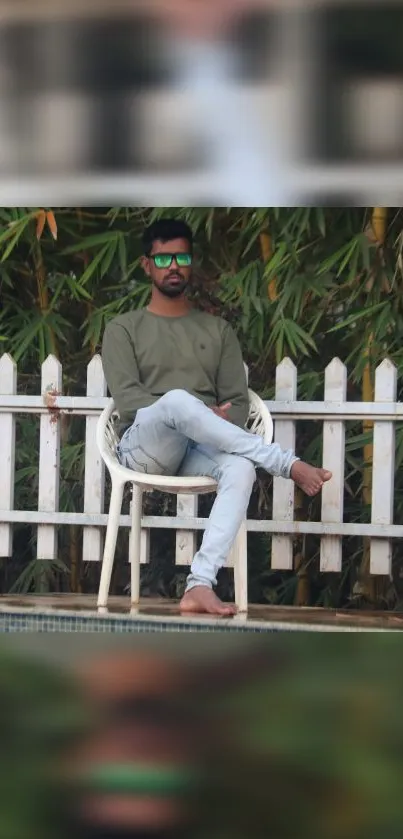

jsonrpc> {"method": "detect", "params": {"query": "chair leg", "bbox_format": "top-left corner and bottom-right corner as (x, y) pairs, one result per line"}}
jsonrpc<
(232, 517), (248, 613)
(97, 480), (124, 611)
(129, 484), (143, 607)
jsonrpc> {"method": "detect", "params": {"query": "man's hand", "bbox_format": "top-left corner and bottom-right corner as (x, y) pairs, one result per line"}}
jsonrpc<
(210, 402), (232, 421)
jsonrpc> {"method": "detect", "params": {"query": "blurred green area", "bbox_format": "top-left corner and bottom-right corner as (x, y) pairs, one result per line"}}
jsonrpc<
(207, 637), (403, 839)
(0, 647), (88, 839)
(1, 638), (403, 839)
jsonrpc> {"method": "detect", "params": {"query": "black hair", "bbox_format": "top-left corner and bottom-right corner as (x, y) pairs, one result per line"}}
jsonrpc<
(142, 219), (193, 256)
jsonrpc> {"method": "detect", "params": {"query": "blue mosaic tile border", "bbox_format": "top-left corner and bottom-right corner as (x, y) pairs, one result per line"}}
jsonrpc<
(0, 610), (282, 634)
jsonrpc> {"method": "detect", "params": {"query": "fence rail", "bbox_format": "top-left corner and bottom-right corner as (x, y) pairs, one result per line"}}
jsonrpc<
(0, 353), (401, 581)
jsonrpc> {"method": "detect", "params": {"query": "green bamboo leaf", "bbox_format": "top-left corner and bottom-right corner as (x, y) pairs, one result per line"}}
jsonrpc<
(11, 317), (44, 361)
(118, 233), (127, 278)
(0, 212), (38, 261)
(373, 304), (393, 341)
(327, 301), (387, 333)
(336, 236), (361, 277)
(252, 296), (263, 316)
(101, 238), (118, 277)
(81, 310), (105, 348)
(316, 208), (326, 237)
(205, 209), (215, 241)
(47, 276), (67, 310)
(107, 207), (123, 226)
(346, 247), (359, 286)
(317, 240), (356, 276)
(79, 245), (109, 286)
(358, 232), (372, 272)
(64, 275), (92, 301)
(292, 321), (318, 351)
(295, 208), (312, 247)
(262, 242), (288, 279)
(249, 266), (258, 302)
(281, 318), (297, 355)
(61, 231), (122, 254)
(38, 325), (45, 361)
(272, 321), (285, 364)
(0, 232), (24, 262)
(256, 311), (264, 348)
(47, 312), (71, 339)
(241, 228), (261, 258)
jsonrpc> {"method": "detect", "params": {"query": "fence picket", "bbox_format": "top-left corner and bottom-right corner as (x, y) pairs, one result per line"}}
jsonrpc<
(37, 355), (62, 559)
(0, 354), (17, 557)
(83, 355), (107, 561)
(320, 358), (347, 572)
(370, 359), (397, 576)
(271, 358), (297, 570)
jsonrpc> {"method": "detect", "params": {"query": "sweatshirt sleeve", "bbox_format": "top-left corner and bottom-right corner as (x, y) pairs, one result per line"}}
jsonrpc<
(101, 320), (155, 426)
(216, 322), (249, 428)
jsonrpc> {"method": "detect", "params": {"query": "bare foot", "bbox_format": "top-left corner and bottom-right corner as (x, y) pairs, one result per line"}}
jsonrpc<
(180, 586), (237, 617)
(290, 461), (332, 497)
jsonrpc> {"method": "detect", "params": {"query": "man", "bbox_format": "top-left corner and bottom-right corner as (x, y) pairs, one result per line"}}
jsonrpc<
(102, 219), (331, 616)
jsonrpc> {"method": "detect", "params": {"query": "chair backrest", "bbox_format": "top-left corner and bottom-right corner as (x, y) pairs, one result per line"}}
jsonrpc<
(96, 399), (120, 470)
(246, 390), (273, 444)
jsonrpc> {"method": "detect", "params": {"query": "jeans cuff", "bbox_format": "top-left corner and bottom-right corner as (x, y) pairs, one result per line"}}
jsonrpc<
(185, 577), (214, 593)
(285, 456), (300, 480)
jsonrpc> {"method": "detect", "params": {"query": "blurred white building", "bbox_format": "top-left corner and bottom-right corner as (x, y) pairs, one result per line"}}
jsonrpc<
(0, 0), (401, 205)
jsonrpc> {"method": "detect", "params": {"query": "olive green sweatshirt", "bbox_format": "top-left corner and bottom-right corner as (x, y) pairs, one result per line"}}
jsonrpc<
(101, 308), (249, 436)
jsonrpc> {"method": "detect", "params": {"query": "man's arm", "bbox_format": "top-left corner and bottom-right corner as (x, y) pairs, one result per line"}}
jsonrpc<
(216, 322), (249, 428)
(102, 320), (155, 427)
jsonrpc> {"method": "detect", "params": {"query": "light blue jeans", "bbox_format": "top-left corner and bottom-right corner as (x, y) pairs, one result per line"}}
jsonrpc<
(117, 390), (298, 593)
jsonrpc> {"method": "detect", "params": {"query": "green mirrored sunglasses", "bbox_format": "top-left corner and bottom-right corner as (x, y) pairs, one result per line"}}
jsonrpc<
(151, 253), (192, 269)
(78, 763), (199, 796)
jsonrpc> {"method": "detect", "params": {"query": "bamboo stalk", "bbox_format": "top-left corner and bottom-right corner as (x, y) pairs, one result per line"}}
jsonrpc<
(33, 238), (57, 357)
(260, 231), (277, 301)
(76, 207), (96, 356)
(360, 207), (388, 603)
(36, 211), (82, 590)
(261, 226), (310, 602)
(261, 225), (310, 602)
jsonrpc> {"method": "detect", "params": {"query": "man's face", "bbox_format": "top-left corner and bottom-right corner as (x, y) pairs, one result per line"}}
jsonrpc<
(142, 238), (192, 299)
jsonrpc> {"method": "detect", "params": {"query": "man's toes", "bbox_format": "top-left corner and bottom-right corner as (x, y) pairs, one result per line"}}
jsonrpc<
(220, 604), (237, 616)
(309, 481), (324, 496)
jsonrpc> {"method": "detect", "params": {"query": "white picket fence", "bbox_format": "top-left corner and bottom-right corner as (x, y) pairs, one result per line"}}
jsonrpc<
(0, 352), (401, 581)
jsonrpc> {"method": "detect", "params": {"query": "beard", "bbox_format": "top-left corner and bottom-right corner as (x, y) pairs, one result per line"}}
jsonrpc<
(152, 275), (189, 298)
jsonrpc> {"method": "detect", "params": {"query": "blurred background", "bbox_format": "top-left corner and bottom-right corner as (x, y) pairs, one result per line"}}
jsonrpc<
(2, 635), (403, 839)
(0, 0), (403, 204)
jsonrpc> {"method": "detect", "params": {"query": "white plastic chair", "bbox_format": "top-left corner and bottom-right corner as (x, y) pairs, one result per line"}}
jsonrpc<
(96, 391), (273, 613)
